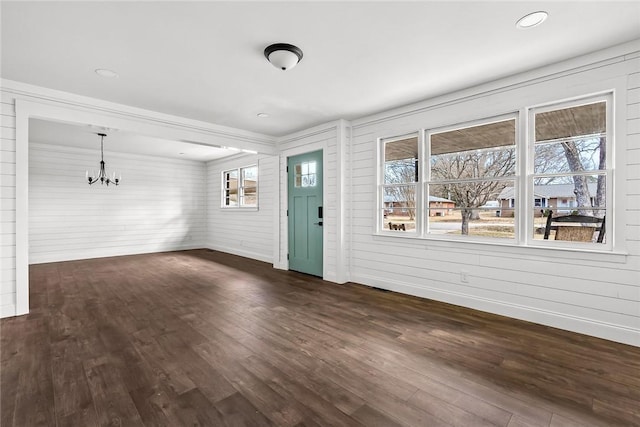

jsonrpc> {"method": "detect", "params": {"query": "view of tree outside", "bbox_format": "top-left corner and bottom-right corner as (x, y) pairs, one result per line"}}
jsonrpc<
(534, 100), (607, 219)
(382, 136), (418, 230)
(380, 99), (608, 243)
(428, 119), (516, 236)
(385, 159), (416, 220)
(430, 147), (516, 235)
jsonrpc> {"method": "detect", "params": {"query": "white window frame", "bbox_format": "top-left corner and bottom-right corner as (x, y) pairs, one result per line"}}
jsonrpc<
(375, 92), (615, 252)
(526, 93), (613, 251)
(377, 132), (421, 236)
(221, 164), (258, 209)
(424, 114), (519, 243)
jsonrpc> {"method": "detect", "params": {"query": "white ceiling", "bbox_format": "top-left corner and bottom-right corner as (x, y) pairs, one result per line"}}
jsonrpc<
(2, 1), (640, 141)
(29, 119), (239, 162)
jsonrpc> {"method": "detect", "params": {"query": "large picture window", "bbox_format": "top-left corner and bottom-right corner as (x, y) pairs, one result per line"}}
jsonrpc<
(377, 93), (613, 250)
(427, 118), (517, 239)
(222, 165), (258, 208)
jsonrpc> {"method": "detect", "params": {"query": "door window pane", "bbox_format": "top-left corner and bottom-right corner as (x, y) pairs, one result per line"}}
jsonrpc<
(295, 161), (317, 188)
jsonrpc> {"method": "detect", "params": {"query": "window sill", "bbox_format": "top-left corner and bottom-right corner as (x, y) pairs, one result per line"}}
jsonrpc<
(372, 233), (628, 264)
(220, 207), (259, 212)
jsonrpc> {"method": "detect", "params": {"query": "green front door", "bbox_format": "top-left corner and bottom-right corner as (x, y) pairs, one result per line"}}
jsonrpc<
(288, 150), (323, 277)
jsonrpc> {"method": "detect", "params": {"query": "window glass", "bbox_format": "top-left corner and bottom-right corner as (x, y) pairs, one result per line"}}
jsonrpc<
(532, 101), (607, 243)
(376, 94), (612, 250)
(222, 165), (258, 208)
(385, 137), (418, 184)
(427, 119), (516, 240)
(382, 136), (418, 232)
(295, 161), (317, 187)
(241, 166), (258, 206)
(223, 170), (238, 207)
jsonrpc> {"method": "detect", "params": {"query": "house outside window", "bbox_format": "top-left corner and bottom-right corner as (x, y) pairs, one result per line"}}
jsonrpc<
(377, 92), (613, 249)
(427, 117), (517, 239)
(381, 134), (419, 233)
(530, 95), (610, 245)
(222, 165), (258, 208)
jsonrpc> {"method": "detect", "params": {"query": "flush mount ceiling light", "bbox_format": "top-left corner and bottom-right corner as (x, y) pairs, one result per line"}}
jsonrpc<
(264, 43), (303, 71)
(516, 11), (549, 29)
(95, 68), (119, 78)
(257, 112), (269, 118)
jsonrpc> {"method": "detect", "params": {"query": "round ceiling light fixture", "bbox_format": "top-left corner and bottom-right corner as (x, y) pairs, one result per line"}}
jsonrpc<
(516, 11), (549, 29)
(95, 68), (119, 78)
(257, 112), (269, 118)
(264, 43), (303, 71)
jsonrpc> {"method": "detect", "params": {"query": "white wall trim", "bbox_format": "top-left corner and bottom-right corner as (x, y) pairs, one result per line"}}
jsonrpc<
(352, 273), (640, 347)
(334, 119), (350, 283)
(277, 119), (344, 148)
(14, 102), (29, 315)
(276, 120), (342, 279)
(29, 141), (206, 165)
(1, 305), (16, 319)
(30, 244), (204, 265)
(3, 79), (276, 151)
(206, 243), (273, 264)
(272, 154), (284, 270)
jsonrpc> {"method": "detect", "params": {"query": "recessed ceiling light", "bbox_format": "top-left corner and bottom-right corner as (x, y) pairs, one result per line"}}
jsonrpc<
(95, 68), (119, 78)
(178, 152), (185, 155)
(516, 11), (548, 29)
(257, 113), (269, 118)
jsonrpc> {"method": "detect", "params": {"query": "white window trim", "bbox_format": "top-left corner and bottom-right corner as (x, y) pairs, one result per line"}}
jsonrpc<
(221, 164), (258, 209)
(525, 92), (613, 252)
(375, 91), (618, 253)
(377, 132), (420, 237)
(424, 113), (519, 244)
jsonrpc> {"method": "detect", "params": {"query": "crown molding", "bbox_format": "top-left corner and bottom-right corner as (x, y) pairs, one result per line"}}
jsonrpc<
(1, 79), (277, 151)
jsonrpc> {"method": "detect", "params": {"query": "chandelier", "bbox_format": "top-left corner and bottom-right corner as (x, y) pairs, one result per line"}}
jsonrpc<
(86, 133), (120, 186)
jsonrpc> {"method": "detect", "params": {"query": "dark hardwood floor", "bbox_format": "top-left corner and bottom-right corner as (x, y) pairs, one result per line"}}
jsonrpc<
(1, 249), (639, 426)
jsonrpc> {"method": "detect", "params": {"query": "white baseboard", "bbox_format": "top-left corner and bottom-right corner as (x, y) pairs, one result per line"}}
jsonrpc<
(351, 273), (640, 348)
(29, 243), (204, 265)
(1, 304), (16, 318)
(273, 261), (288, 271)
(206, 243), (273, 264)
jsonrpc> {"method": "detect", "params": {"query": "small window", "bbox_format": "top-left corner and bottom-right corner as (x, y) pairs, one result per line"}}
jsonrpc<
(380, 135), (418, 233)
(294, 161), (317, 187)
(222, 165), (258, 208)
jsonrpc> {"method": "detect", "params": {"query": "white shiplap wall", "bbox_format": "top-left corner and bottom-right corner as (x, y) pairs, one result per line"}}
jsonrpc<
(0, 95), (17, 317)
(348, 50), (640, 346)
(206, 154), (277, 263)
(29, 143), (206, 264)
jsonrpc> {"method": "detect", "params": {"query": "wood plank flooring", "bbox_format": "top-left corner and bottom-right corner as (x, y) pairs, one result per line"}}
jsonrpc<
(1, 249), (639, 426)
